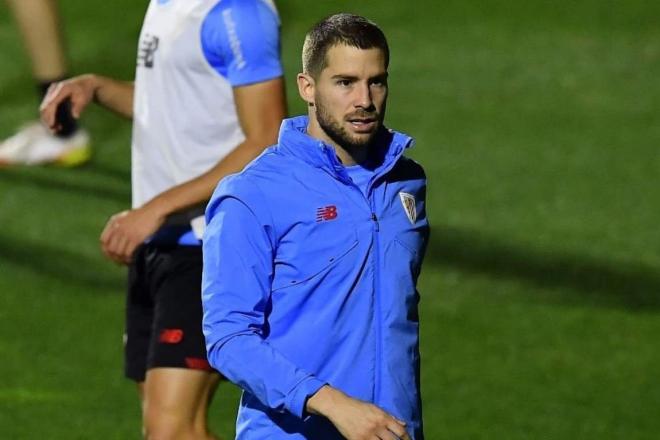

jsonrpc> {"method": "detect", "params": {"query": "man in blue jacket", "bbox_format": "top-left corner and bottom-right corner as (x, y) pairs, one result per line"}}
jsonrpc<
(202, 13), (429, 440)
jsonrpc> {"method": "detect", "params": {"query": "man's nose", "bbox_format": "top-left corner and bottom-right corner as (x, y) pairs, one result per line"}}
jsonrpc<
(354, 82), (373, 110)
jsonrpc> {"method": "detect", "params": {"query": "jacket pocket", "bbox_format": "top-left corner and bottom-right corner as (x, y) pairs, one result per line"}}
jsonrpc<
(272, 238), (359, 291)
(394, 230), (426, 280)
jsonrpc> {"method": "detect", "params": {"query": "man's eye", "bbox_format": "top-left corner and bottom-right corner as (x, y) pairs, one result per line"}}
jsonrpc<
(337, 79), (351, 86)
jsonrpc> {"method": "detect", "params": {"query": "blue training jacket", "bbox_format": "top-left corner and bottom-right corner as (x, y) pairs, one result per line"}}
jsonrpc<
(202, 116), (430, 439)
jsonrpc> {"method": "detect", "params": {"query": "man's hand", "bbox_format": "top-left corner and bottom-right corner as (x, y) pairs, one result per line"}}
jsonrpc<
(99, 205), (166, 265)
(306, 386), (411, 440)
(40, 74), (99, 133)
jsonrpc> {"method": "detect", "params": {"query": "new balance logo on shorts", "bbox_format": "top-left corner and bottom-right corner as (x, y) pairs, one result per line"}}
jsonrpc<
(185, 357), (212, 371)
(316, 205), (338, 222)
(159, 329), (183, 344)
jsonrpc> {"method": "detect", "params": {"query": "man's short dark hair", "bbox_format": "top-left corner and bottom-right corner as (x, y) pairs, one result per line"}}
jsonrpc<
(302, 13), (389, 78)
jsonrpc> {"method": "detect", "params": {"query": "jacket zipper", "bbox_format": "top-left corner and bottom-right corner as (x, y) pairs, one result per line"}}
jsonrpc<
(344, 178), (381, 402)
(369, 198), (381, 403)
(371, 212), (380, 231)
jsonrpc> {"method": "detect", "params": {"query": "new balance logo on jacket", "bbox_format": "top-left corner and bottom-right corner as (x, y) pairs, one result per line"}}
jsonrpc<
(316, 205), (338, 222)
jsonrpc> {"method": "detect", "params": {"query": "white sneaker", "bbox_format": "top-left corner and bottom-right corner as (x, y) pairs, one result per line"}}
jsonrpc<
(0, 121), (91, 167)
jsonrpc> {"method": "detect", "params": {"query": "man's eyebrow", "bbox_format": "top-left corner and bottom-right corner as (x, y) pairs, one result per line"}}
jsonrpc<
(330, 74), (359, 80)
(329, 72), (389, 81)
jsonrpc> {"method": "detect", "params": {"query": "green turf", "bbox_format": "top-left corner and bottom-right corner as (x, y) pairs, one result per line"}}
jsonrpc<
(1, 0), (659, 438)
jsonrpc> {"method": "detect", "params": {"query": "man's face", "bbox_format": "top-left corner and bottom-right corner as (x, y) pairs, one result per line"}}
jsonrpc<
(312, 45), (388, 152)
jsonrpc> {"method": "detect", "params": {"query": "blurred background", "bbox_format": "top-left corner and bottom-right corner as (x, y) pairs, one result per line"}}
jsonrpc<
(1, 0), (659, 438)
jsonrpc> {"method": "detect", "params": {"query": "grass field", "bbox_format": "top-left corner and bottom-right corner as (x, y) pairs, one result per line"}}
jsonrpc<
(1, 0), (659, 438)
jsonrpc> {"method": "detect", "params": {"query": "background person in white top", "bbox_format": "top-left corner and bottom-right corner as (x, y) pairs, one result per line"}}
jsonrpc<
(40, 0), (286, 438)
(0, 0), (90, 166)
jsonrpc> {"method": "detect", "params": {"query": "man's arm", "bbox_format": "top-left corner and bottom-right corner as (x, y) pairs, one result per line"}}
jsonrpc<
(98, 77), (286, 264)
(306, 385), (411, 440)
(40, 74), (134, 129)
(126, 77), (286, 222)
(203, 190), (327, 417)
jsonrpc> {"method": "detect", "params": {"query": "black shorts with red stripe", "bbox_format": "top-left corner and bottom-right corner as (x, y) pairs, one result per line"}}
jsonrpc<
(124, 243), (216, 382)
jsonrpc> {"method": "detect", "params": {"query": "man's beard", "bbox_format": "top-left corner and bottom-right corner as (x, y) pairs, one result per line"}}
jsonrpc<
(315, 95), (384, 152)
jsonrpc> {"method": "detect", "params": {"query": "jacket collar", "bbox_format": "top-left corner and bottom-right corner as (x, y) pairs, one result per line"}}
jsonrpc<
(276, 116), (414, 182)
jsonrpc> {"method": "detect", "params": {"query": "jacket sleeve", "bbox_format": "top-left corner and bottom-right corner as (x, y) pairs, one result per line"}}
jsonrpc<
(202, 179), (326, 418)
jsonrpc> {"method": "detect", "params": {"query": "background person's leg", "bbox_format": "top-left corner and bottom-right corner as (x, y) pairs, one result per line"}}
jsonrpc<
(143, 368), (221, 440)
(6, 0), (68, 80)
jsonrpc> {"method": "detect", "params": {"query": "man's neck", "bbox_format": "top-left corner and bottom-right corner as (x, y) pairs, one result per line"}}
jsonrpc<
(332, 143), (366, 166)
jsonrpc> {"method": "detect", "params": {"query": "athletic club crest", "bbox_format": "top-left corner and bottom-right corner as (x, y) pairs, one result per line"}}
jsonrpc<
(399, 192), (417, 225)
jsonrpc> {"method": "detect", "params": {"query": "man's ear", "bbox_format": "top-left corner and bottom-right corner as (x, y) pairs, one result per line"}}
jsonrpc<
(297, 73), (315, 107)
